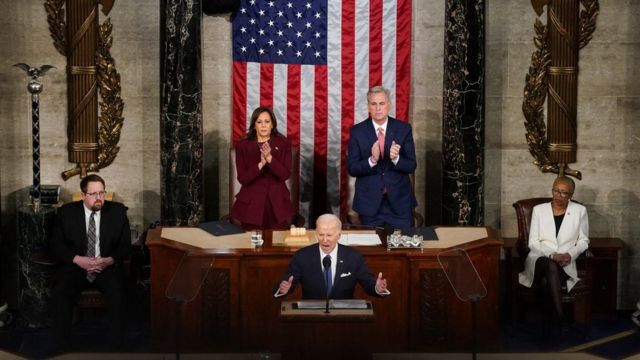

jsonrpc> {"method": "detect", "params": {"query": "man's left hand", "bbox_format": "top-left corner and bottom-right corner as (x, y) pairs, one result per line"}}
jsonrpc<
(375, 272), (388, 293)
(389, 141), (401, 161)
(88, 257), (114, 273)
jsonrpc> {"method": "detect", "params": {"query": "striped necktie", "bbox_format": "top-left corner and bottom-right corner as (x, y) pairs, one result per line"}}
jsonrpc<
(86, 211), (97, 282)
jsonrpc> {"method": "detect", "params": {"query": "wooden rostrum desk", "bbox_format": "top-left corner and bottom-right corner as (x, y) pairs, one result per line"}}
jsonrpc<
(147, 227), (502, 356)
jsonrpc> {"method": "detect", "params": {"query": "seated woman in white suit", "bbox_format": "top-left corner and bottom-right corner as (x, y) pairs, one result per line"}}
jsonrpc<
(519, 176), (590, 325)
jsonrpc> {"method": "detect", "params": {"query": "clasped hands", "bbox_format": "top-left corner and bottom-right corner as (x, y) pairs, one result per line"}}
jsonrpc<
(370, 140), (400, 163)
(258, 142), (273, 169)
(73, 255), (114, 274)
(278, 272), (389, 295)
(550, 252), (571, 267)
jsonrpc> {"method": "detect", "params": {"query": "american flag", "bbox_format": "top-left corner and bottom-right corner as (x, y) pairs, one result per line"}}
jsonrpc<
(232, 0), (411, 224)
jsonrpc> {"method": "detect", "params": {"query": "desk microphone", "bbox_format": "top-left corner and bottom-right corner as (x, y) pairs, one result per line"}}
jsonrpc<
(323, 255), (331, 313)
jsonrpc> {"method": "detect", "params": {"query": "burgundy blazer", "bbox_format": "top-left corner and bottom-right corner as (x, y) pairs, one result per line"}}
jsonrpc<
(231, 135), (294, 227)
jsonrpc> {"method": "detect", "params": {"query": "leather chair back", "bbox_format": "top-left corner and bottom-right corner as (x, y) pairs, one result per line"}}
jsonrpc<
(512, 197), (551, 258)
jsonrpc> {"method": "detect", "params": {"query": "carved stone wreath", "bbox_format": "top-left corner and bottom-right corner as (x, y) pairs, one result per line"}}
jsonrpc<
(45, 0), (124, 180)
(522, 0), (599, 180)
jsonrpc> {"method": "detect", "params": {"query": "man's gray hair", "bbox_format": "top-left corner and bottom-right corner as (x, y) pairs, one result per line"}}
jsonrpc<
(316, 213), (342, 230)
(367, 86), (391, 103)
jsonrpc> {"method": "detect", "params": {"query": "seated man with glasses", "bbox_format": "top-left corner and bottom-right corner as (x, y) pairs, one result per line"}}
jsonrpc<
(50, 174), (131, 352)
(518, 176), (590, 329)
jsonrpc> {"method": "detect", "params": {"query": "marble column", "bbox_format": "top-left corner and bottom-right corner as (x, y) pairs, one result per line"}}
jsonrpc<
(160, 0), (204, 226)
(441, 0), (485, 226)
(17, 205), (57, 327)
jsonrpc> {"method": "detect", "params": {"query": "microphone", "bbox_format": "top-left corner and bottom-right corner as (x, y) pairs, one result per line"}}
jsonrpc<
(323, 255), (331, 313)
(383, 223), (395, 236)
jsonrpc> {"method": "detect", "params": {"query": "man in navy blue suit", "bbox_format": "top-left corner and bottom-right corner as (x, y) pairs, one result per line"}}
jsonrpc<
(275, 214), (389, 299)
(347, 86), (417, 228)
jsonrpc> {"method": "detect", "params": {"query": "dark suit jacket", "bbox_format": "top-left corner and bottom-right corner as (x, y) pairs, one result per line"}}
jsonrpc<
(231, 135), (294, 226)
(347, 117), (417, 218)
(50, 200), (131, 272)
(281, 243), (379, 299)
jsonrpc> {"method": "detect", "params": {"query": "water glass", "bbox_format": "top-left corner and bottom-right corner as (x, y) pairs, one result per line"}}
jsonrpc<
(251, 230), (263, 247)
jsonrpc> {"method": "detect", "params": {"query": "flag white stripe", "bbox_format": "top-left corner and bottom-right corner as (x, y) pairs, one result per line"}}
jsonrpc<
(299, 65), (315, 224)
(246, 62), (261, 129)
(327, 0), (343, 215)
(383, 0), (398, 117)
(273, 64), (288, 134)
(354, 0), (370, 125)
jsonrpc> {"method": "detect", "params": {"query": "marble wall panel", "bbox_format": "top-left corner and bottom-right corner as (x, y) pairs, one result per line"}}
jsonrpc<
(587, 0), (640, 44)
(579, 43), (640, 97)
(485, 0), (534, 44)
(485, 43), (508, 98)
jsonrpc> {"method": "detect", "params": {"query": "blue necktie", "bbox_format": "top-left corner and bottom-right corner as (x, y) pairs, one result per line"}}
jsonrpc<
(324, 255), (332, 296)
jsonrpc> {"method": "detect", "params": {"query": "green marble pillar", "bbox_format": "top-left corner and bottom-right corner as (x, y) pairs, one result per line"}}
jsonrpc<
(17, 205), (56, 327)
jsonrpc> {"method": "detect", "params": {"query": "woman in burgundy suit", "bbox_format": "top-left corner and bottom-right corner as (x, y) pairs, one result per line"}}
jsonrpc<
(231, 106), (294, 230)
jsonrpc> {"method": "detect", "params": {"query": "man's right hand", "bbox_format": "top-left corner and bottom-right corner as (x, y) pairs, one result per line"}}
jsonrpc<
(278, 275), (294, 295)
(370, 140), (381, 162)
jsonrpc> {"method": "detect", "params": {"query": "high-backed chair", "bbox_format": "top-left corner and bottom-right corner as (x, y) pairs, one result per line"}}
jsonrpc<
(226, 146), (305, 227)
(32, 192), (132, 314)
(345, 174), (424, 227)
(511, 197), (593, 326)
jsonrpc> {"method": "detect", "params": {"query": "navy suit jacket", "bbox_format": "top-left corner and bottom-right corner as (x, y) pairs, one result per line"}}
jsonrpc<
(281, 243), (379, 299)
(50, 200), (131, 273)
(347, 116), (417, 218)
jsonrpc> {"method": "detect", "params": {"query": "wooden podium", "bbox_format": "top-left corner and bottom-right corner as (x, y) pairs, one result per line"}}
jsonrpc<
(147, 226), (502, 355)
(279, 300), (374, 359)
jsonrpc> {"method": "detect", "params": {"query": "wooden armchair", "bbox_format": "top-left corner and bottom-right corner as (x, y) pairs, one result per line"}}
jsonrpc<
(224, 146), (305, 227)
(345, 174), (424, 227)
(511, 197), (593, 326)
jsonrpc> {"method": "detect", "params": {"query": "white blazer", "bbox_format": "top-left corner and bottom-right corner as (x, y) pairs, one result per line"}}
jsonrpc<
(518, 200), (589, 291)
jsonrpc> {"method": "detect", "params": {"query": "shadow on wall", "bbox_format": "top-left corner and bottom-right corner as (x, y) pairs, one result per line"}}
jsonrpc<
(204, 129), (225, 222)
(424, 147), (443, 226)
(620, 0), (640, 310)
(137, 190), (161, 231)
(0, 187), (32, 307)
(608, 189), (640, 309)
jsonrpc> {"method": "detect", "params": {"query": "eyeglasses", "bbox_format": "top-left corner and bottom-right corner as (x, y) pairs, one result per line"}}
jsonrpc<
(85, 191), (106, 198)
(552, 189), (573, 197)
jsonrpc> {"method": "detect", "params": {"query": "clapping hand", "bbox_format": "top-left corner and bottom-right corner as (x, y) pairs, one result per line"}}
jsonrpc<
(261, 142), (273, 163)
(389, 141), (401, 161)
(370, 140), (381, 163)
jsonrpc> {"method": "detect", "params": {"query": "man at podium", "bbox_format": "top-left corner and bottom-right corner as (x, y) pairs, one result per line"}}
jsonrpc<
(275, 214), (390, 299)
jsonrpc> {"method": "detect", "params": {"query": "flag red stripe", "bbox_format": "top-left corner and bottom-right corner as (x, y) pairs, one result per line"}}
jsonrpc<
(286, 64), (301, 148)
(232, 61), (247, 144)
(260, 63), (274, 108)
(395, 0), (411, 122)
(313, 65), (329, 215)
(369, 0), (383, 87)
(339, 0), (356, 219)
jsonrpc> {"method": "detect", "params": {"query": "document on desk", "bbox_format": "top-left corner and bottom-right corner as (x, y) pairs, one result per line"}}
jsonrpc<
(338, 233), (382, 246)
(295, 299), (369, 310)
